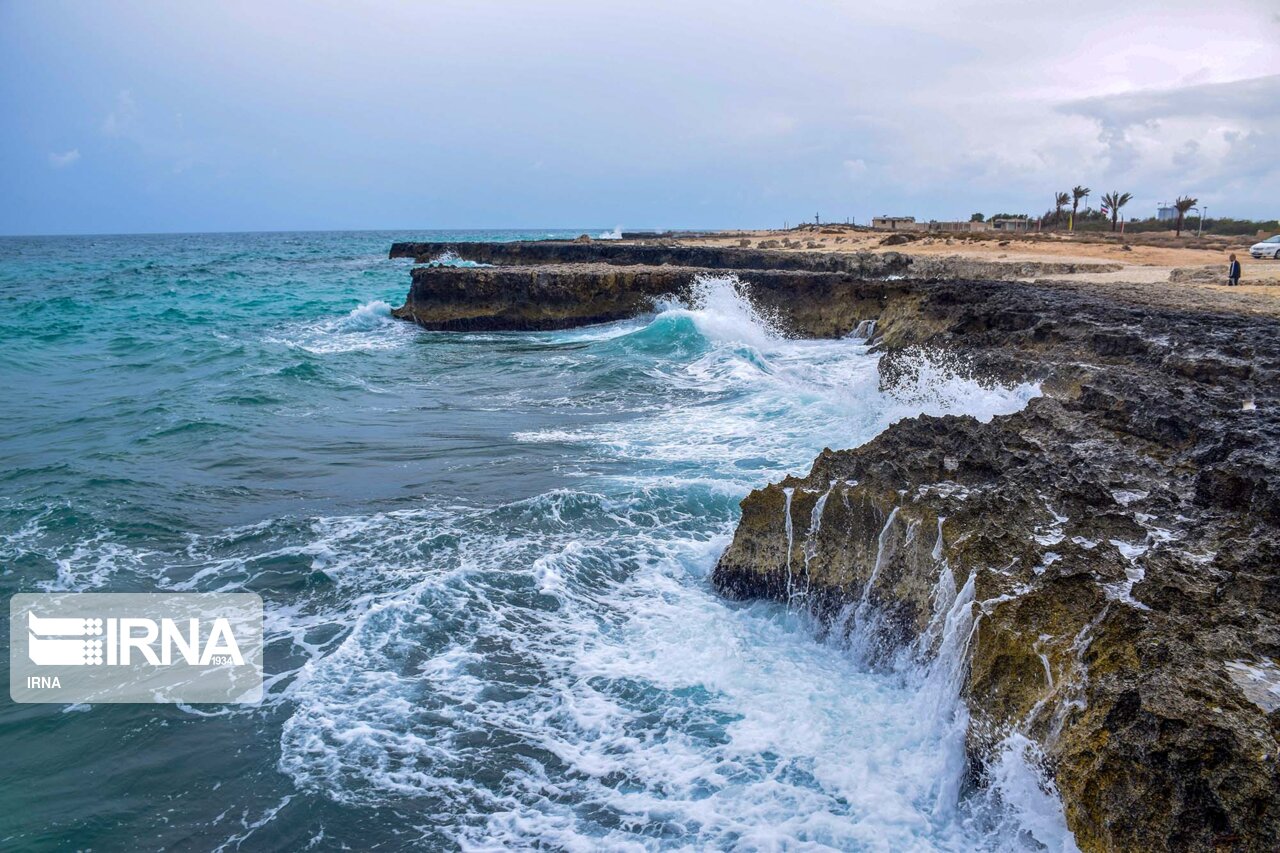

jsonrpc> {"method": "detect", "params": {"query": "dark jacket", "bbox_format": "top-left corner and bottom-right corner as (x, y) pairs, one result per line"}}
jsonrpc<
(1229, 260), (1242, 280)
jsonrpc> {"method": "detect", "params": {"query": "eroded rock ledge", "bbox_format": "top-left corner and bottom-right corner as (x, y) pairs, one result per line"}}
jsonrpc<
(391, 263), (911, 334)
(390, 239), (913, 274)
(714, 278), (1280, 852)
(389, 240), (1120, 279)
(388, 241), (1280, 850)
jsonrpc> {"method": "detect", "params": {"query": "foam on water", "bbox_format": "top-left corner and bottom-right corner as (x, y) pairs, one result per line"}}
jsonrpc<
(1, 240), (1069, 850)
(269, 298), (418, 354)
(267, 275), (1069, 849)
(336, 298), (395, 330)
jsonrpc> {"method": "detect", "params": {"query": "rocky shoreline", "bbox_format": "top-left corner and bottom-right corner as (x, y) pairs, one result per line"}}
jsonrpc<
(390, 240), (1280, 851)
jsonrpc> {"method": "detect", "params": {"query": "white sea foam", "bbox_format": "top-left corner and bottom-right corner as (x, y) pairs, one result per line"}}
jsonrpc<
(426, 250), (492, 267)
(881, 347), (1042, 426)
(335, 299), (394, 331)
(512, 277), (1038, 476)
(267, 278), (1073, 848)
(271, 496), (1073, 850)
(269, 299), (416, 354)
(9, 271), (1071, 849)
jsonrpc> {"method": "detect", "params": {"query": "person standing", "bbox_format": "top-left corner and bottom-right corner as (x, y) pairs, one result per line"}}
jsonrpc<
(1228, 253), (1242, 286)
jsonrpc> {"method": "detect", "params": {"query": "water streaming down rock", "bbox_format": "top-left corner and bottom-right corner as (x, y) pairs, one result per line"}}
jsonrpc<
(800, 480), (837, 604)
(781, 486), (796, 603)
(843, 505), (900, 662)
(915, 517), (957, 661)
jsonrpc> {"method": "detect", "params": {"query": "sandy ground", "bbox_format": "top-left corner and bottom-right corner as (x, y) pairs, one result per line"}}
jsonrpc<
(666, 226), (1280, 319)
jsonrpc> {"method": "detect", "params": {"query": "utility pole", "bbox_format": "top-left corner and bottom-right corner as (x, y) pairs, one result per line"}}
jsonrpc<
(1199, 206), (1207, 237)
(815, 212), (820, 226)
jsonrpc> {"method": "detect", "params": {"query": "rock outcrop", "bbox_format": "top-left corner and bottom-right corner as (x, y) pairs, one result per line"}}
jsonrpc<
(392, 262), (914, 334)
(388, 240), (1119, 280)
(390, 240), (915, 275)
(714, 278), (1280, 852)
(388, 239), (1280, 850)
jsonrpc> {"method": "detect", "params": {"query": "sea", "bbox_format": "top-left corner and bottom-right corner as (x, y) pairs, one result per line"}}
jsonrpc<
(0, 230), (1078, 851)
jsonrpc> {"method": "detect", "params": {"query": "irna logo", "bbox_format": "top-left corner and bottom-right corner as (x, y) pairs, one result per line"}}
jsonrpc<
(27, 611), (246, 667)
(11, 593), (263, 704)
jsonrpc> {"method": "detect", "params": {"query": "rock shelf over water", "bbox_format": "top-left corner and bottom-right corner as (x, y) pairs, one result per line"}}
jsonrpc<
(389, 239), (1122, 279)
(390, 239), (1280, 851)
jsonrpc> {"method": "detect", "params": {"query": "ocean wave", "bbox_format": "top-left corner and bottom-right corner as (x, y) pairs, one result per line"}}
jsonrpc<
(270, 299), (415, 354)
(0, 231), (1066, 850)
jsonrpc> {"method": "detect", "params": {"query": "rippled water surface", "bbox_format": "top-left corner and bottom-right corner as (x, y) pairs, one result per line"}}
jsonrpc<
(0, 231), (1074, 851)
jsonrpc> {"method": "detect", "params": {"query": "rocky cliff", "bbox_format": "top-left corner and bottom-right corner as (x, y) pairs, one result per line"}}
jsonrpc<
(391, 263), (909, 334)
(389, 241), (1280, 850)
(715, 278), (1280, 852)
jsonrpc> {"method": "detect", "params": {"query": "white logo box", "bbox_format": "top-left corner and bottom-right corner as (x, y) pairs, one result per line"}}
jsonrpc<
(10, 593), (263, 704)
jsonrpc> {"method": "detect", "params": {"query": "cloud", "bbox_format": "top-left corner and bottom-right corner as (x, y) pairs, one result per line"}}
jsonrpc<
(7, 0), (1280, 232)
(843, 159), (867, 180)
(48, 149), (81, 168)
(1059, 74), (1280, 127)
(1055, 75), (1280, 206)
(102, 90), (137, 137)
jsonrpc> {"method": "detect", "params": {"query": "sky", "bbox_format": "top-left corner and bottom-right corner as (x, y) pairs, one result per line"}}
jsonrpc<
(2, 0), (1278, 235)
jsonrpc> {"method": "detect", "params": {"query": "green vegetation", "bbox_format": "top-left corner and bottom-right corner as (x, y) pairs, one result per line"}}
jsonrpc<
(1100, 191), (1133, 232)
(1070, 186), (1090, 231)
(1053, 192), (1069, 226)
(1028, 187), (1277, 236)
(1173, 196), (1198, 237)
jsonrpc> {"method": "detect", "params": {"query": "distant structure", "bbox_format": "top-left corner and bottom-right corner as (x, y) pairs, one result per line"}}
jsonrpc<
(1157, 203), (1177, 222)
(990, 216), (1031, 232)
(873, 214), (1034, 233)
(927, 219), (990, 233)
(872, 215), (918, 230)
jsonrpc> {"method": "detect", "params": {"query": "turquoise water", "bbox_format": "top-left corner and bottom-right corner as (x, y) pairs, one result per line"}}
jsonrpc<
(0, 231), (1073, 851)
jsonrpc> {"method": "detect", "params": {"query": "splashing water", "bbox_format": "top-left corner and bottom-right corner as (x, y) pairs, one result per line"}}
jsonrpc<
(427, 249), (493, 267)
(0, 235), (1070, 850)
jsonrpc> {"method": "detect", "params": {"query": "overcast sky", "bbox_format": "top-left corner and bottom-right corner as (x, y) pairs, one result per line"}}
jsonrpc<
(2, 0), (1277, 235)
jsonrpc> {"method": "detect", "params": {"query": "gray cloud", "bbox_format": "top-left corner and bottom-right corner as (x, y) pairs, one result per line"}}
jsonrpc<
(1056, 75), (1279, 208)
(1060, 74), (1280, 125)
(6, 0), (1280, 233)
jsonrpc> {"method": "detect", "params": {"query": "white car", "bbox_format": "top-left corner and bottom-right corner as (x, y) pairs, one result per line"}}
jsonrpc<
(1250, 235), (1280, 259)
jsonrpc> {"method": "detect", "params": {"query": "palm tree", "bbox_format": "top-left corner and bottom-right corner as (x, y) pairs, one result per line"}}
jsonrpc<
(1054, 192), (1069, 226)
(1070, 185), (1090, 231)
(1101, 191), (1133, 232)
(1174, 195), (1198, 236)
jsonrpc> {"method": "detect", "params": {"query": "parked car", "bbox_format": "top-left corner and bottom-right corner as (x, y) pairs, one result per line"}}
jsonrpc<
(1250, 235), (1280, 259)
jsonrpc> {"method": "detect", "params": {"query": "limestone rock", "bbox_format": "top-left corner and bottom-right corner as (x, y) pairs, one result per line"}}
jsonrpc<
(713, 276), (1280, 851)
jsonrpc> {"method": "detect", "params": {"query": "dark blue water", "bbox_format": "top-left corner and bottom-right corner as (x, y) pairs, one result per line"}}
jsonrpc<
(0, 231), (1073, 851)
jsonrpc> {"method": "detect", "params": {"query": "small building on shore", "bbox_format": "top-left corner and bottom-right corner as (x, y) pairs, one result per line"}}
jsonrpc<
(872, 215), (920, 231)
(990, 216), (1031, 232)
